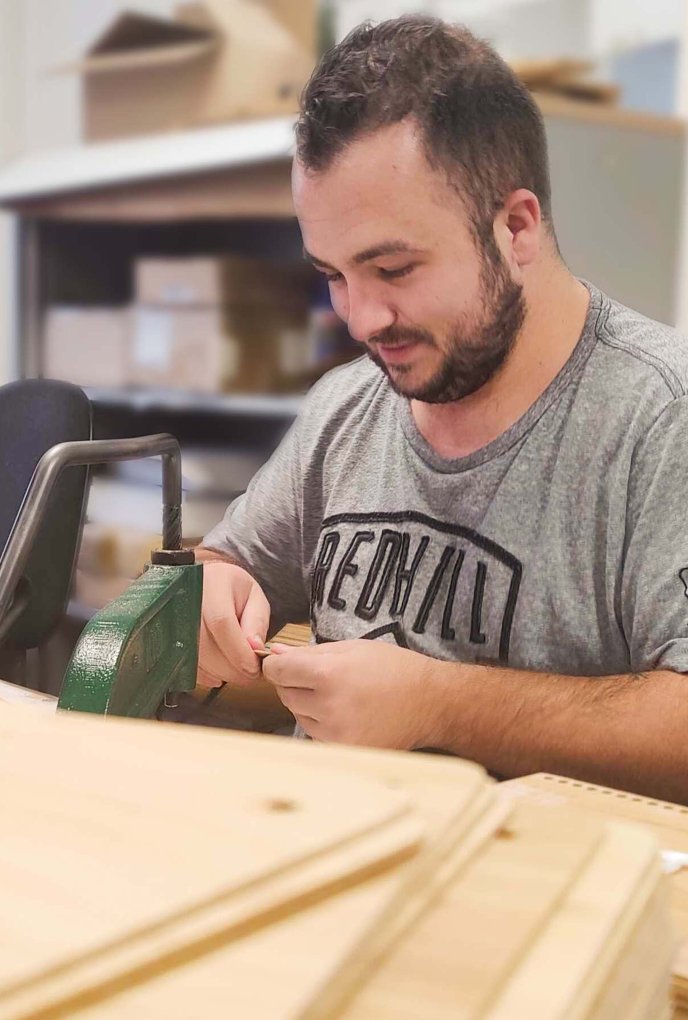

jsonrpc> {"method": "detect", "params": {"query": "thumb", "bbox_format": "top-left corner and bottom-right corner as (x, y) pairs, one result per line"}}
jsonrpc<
(238, 582), (271, 644)
(267, 642), (292, 655)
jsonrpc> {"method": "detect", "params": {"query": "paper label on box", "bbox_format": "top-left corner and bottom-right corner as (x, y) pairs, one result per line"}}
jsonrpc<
(279, 328), (307, 376)
(133, 310), (173, 369)
(161, 284), (196, 304)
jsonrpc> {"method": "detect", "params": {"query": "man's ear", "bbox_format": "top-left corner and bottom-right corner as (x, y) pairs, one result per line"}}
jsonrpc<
(494, 189), (542, 269)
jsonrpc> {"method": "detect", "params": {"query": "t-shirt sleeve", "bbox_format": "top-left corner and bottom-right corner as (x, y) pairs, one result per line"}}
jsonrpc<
(622, 396), (688, 673)
(201, 413), (310, 636)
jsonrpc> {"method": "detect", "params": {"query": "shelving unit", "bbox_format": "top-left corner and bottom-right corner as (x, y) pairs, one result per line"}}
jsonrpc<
(0, 117), (318, 695)
(85, 386), (304, 417)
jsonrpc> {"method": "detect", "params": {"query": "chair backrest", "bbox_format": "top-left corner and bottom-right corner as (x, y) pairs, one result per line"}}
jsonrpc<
(0, 379), (92, 650)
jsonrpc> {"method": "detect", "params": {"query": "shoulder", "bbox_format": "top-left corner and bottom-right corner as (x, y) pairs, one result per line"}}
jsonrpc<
(591, 285), (688, 400)
(297, 356), (390, 438)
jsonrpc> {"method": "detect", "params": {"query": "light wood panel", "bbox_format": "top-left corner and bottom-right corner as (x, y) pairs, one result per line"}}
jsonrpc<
(14, 160), (294, 222)
(0, 704), (427, 1019)
(0, 713), (675, 1019)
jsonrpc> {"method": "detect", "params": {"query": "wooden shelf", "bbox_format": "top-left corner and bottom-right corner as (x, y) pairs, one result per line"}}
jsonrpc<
(86, 386), (304, 418)
(0, 118), (297, 222)
(0, 117), (296, 205)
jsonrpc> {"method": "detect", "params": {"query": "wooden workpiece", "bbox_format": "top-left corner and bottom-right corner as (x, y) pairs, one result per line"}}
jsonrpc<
(0, 704), (676, 1018)
(501, 773), (688, 1017)
(176, 621), (311, 731)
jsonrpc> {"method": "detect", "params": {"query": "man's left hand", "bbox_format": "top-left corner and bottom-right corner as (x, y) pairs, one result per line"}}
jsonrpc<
(261, 639), (445, 748)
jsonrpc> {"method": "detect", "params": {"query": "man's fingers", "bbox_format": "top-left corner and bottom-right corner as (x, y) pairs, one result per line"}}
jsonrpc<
(196, 660), (226, 690)
(274, 685), (320, 721)
(293, 713), (321, 738)
(198, 619), (230, 680)
(263, 648), (318, 690)
(200, 563), (264, 679)
(238, 583), (271, 644)
(199, 612), (260, 684)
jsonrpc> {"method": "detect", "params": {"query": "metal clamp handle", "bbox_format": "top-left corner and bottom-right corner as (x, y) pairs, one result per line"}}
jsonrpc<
(0, 433), (182, 640)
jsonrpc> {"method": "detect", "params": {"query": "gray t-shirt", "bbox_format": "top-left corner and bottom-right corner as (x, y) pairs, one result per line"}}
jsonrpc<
(204, 281), (688, 677)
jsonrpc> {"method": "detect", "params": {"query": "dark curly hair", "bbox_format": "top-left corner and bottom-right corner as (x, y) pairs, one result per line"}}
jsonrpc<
(296, 15), (555, 247)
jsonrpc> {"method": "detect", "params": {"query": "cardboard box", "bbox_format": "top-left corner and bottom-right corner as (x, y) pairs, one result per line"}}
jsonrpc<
(44, 307), (128, 387)
(64, 1), (315, 142)
(128, 304), (306, 392)
(134, 256), (310, 310)
(86, 476), (232, 544)
(129, 306), (229, 392)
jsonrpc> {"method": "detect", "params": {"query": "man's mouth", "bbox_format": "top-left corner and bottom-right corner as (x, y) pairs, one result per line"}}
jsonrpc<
(374, 339), (420, 366)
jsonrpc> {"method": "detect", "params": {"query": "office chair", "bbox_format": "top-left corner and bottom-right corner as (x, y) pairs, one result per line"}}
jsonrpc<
(0, 378), (91, 682)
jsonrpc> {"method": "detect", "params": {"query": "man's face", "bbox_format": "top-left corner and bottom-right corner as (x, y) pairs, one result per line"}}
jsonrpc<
(293, 120), (526, 404)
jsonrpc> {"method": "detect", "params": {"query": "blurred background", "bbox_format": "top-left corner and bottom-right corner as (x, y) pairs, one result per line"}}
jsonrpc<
(0, 0), (686, 689)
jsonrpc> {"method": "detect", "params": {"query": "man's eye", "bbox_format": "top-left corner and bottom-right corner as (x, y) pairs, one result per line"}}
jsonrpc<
(325, 271), (344, 284)
(379, 265), (415, 280)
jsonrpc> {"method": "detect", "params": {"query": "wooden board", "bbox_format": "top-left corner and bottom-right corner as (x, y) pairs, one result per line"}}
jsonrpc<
(2, 715), (673, 1020)
(484, 822), (670, 1019)
(337, 809), (671, 1020)
(502, 773), (686, 1016)
(67, 751), (506, 1018)
(58, 805), (675, 1020)
(501, 774), (688, 856)
(0, 705), (428, 1018)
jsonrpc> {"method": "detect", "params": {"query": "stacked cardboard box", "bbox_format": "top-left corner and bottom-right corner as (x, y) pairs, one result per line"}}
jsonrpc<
(44, 256), (312, 393)
(62, 1), (316, 143)
(130, 255), (310, 392)
(44, 307), (129, 388)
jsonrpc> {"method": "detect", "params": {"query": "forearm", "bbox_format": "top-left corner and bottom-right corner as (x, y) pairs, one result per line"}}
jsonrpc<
(195, 545), (241, 566)
(426, 662), (688, 802)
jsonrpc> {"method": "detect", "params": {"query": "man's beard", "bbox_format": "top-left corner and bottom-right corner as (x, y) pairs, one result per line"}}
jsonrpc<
(366, 251), (526, 404)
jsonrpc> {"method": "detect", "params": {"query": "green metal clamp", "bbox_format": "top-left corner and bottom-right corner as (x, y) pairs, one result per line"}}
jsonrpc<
(59, 562), (202, 718)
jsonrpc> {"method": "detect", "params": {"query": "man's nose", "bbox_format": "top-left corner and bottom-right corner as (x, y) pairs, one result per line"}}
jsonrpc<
(345, 283), (396, 345)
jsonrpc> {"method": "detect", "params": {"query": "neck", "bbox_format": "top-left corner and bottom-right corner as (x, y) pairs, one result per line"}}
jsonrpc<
(411, 262), (590, 459)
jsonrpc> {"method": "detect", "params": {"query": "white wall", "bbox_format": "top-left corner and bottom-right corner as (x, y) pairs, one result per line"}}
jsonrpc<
(335, 0), (685, 61)
(334, 0), (591, 53)
(0, 0), (25, 384)
(589, 0), (684, 58)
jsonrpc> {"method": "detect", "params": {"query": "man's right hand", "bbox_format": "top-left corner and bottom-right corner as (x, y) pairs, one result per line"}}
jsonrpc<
(196, 556), (271, 689)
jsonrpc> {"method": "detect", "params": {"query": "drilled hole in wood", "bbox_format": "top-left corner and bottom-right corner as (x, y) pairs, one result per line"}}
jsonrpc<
(265, 798), (298, 813)
(495, 827), (515, 840)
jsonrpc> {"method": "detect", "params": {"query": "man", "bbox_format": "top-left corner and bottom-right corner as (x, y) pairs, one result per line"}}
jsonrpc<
(198, 16), (688, 801)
